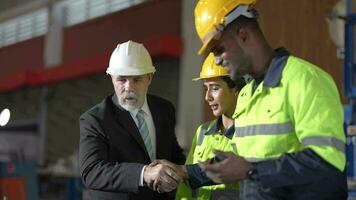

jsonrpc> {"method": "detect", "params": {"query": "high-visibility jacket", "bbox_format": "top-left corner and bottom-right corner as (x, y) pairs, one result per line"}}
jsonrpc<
(175, 117), (239, 200)
(234, 49), (345, 172)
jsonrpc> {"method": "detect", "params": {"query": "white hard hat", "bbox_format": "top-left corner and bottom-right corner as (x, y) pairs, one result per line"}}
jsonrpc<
(106, 40), (156, 76)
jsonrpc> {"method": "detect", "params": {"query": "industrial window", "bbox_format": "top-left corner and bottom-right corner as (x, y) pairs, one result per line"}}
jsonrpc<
(0, 0), (145, 48)
(0, 8), (48, 47)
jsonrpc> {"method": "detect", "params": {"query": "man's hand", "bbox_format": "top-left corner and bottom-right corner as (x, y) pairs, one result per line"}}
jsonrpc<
(143, 163), (182, 193)
(151, 159), (188, 180)
(199, 150), (252, 183)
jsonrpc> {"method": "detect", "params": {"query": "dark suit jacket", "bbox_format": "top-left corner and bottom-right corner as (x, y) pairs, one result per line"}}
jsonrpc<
(79, 94), (186, 200)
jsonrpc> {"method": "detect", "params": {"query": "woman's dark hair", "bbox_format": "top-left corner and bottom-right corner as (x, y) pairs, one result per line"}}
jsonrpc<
(221, 76), (246, 91)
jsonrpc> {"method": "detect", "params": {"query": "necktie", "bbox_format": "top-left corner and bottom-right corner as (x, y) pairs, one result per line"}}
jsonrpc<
(136, 110), (154, 161)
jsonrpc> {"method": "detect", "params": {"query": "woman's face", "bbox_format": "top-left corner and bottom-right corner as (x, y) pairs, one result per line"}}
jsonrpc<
(203, 77), (237, 118)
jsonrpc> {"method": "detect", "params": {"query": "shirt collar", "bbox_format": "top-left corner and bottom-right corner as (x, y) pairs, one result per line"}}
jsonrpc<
(130, 97), (149, 117)
(204, 116), (235, 139)
(263, 48), (290, 88)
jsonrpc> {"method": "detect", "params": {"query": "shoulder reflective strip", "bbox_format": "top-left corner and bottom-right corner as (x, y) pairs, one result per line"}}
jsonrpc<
(244, 157), (277, 162)
(231, 143), (237, 153)
(197, 123), (210, 145)
(302, 136), (345, 152)
(235, 121), (294, 137)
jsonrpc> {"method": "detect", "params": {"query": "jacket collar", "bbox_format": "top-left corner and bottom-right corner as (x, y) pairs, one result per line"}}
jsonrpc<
(263, 48), (290, 88)
(204, 116), (235, 139)
(110, 93), (154, 162)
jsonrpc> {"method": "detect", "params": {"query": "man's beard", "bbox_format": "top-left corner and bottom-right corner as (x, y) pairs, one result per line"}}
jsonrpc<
(118, 91), (143, 111)
(228, 59), (251, 81)
(230, 67), (245, 81)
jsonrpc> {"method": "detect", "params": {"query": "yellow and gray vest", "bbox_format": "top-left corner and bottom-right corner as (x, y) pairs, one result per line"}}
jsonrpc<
(175, 118), (239, 200)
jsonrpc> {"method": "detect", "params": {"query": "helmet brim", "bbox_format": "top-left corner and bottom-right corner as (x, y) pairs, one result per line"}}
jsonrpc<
(199, 34), (219, 55)
(106, 67), (156, 76)
(192, 73), (229, 81)
(192, 77), (202, 81)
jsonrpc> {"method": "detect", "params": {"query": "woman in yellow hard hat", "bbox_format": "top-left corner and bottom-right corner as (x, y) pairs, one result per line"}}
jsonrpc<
(173, 53), (245, 200)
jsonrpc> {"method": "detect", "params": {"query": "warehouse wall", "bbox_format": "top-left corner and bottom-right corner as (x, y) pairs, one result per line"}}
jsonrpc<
(176, 0), (204, 150)
(0, 0), (181, 80)
(256, 0), (343, 97)
(62, 0), (181, 63)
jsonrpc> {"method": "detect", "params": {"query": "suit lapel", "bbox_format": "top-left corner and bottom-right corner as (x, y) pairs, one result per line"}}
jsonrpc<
(111, 95), (150, 160)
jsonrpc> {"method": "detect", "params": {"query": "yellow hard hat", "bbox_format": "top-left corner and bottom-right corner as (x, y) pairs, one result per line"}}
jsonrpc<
(194, 0), (256, 55)
(193, 53), (229, 81)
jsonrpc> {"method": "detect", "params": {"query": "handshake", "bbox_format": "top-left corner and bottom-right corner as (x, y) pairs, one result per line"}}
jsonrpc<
(143, 160), (188, 193)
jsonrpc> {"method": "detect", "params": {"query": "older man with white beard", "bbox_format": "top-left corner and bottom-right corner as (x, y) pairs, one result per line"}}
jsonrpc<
(79, 40), (186, 200)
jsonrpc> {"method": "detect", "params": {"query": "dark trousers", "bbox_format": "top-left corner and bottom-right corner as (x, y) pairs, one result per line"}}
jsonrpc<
(239, 173), (347, 200)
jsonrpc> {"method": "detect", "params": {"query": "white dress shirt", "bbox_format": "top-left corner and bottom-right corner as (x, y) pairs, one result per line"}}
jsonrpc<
(128, 97), (156, 186)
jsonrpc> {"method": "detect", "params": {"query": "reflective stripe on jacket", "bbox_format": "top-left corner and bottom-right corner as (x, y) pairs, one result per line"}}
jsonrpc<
(234, 52), (345, 171)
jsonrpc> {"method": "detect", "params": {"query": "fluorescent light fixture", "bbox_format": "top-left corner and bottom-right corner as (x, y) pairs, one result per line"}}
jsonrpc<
(0, 108), (11, 126)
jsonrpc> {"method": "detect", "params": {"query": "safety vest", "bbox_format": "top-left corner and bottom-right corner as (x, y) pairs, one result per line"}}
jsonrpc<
(234, 54), (345, 171)
(175, 118), (239, 200)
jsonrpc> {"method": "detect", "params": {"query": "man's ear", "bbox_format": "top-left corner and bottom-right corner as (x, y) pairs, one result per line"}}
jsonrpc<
(237, 27), (249, 44)
(234, 27), (252, 52)
(147, 73), (153, 84)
